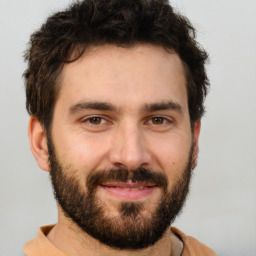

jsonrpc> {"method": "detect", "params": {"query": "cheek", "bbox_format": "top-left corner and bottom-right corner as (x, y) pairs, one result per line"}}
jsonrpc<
(148, 132), (192, 180)
(54, 131), (112, 170)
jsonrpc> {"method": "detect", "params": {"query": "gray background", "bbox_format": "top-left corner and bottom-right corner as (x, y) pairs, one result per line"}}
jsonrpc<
(0, 0), (255, 255)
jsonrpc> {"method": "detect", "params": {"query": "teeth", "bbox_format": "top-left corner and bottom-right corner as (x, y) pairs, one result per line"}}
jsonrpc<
(111, 186), (145, 190)
(130, 186), (145, 191)
(116, 186), (145, 191)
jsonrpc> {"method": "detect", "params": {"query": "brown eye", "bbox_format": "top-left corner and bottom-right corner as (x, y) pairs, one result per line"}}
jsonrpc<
(151, 117), (165, 124)
(88, 117), (102, 125)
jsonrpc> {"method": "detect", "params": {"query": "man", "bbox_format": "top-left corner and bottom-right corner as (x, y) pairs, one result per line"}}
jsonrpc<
(23, 0), (216, 255)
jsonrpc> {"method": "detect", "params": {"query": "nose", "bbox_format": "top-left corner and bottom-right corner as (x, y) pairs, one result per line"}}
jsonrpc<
(108, 123), (151, 170)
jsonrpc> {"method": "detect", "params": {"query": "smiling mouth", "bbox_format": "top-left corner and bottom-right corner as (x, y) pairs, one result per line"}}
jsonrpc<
(105, 186), (148, 191)
(100, 182), (157, 200)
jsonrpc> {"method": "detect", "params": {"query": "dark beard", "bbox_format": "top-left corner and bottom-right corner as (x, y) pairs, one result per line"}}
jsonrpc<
(48, 136), (193, 250)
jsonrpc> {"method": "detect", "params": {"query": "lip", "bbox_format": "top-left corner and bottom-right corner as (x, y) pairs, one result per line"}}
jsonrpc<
(100, 182), (157, 200)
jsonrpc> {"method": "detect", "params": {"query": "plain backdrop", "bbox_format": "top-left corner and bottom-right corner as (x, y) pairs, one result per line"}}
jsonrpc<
(0, 0), (255, 255)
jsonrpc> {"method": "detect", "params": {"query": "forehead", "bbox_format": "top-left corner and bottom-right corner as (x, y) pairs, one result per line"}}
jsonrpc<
(57, 44), (188, 112)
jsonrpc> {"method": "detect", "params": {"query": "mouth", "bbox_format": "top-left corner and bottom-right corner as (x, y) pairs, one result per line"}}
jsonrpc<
(100, 181), (157, 200)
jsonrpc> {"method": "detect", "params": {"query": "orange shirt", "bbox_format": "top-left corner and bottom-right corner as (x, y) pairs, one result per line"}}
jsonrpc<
(23, 225), (216, 256)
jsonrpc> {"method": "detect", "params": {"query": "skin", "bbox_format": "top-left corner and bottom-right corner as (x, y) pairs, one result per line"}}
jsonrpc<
(29, 44), (201, 256)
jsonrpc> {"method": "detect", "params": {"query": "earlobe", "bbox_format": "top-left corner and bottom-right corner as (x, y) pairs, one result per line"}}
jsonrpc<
(192, 120), (201, 169)
(28, 116), (50, 172)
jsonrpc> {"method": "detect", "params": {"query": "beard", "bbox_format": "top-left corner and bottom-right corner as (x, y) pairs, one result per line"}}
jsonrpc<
(48, 136), (194, 250)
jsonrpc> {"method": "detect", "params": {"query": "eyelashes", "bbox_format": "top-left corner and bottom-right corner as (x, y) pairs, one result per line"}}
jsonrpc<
(80, 115), (174, 132)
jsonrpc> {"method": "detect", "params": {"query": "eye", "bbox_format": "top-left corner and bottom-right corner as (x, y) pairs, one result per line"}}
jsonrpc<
(150, 117), (166, 125)
(148, 116), (170, 125)
(82, 116), (108, 126)
(88, 116), (104, 125)
(145, 116), (174, 131)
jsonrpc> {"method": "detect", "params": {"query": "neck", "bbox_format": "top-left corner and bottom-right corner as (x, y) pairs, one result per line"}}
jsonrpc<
(46, 209), (181, 256)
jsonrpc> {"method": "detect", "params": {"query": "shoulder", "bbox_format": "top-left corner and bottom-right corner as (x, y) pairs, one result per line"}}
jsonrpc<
(23, 225), (67, 256)
(171, 227), (217, 256)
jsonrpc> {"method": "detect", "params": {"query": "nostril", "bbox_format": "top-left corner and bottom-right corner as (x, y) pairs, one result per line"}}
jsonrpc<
(108, 127), (151, 170)
(113, 162), (127, 169)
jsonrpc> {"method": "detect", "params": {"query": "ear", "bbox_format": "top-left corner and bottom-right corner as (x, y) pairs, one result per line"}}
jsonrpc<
(191, 120), (201, 169)
(28, 116), (50, 172)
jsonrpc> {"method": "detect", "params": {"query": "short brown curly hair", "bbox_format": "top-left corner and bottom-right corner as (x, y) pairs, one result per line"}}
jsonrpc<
(24, 0), (209, 131)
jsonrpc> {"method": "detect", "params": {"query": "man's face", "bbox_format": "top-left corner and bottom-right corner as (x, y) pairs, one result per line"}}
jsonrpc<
(47, 45), (200, 249)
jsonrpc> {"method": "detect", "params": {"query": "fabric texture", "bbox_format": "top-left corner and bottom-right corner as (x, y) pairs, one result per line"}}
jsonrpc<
(23, 225), (216, 256)
(171, 227), (216, 256)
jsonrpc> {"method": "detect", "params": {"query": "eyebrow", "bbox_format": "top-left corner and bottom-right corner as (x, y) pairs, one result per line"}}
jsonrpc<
(69, 101), (117, 114)
(69, 100), (182, 114)
(142, 101), (182, 113)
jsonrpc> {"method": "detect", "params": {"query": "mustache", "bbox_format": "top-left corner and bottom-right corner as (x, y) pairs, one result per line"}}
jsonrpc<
(86, 168), (168, 193)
